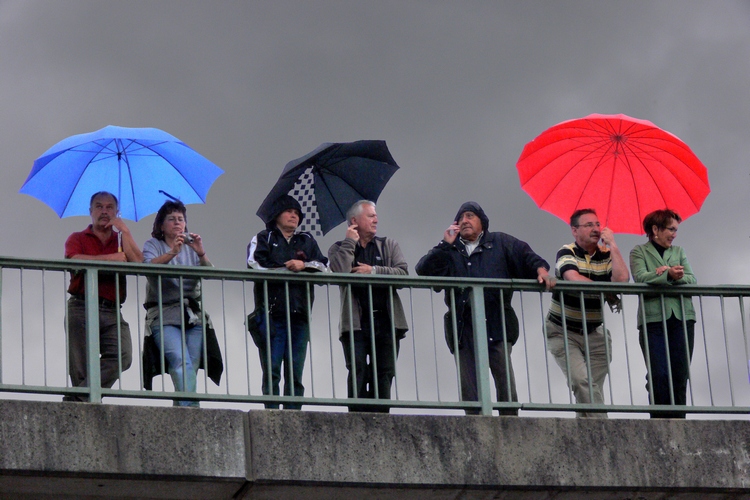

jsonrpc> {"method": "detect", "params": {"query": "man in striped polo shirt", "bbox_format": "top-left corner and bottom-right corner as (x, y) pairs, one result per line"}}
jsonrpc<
(545, 208), (629, 418)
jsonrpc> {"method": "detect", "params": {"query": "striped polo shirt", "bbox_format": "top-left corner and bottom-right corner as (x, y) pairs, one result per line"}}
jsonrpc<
(547, 242), (612, 333)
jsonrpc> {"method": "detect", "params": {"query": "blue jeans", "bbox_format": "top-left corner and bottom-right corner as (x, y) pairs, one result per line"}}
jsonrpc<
(151, 324), (204, 407)
(639, 316), (695, 419)
(257, 313), (309, 409)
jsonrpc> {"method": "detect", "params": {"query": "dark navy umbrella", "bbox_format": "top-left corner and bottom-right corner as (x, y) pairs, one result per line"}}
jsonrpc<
(20, 125), (223, 221)
(257, 141), (400, 235)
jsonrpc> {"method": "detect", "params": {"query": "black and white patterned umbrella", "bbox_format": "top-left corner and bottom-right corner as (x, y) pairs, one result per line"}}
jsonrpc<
(257, 141), (400, 235)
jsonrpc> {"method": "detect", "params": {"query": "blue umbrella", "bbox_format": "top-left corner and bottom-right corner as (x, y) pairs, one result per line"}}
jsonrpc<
(257, 140), (400, 235)
(20, 125), (224, 221)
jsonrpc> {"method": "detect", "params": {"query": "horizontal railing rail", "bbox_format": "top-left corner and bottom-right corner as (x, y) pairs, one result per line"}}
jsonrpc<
(1, 256), (748, 418)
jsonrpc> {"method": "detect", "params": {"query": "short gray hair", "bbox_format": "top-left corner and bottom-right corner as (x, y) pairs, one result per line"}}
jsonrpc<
(346, 200), (375, 224)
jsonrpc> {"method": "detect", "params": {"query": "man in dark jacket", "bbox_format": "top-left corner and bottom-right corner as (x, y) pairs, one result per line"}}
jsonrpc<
(415, 201), (554, 415)
(247, 195), (328, 409)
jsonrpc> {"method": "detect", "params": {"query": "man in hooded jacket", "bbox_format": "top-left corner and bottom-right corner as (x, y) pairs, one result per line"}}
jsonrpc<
(416, 201), (554, 415)
(247, 195), (328, 409)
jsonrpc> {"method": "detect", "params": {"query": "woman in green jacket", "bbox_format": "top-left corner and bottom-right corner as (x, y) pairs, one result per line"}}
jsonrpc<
(629, 209), (696, 419)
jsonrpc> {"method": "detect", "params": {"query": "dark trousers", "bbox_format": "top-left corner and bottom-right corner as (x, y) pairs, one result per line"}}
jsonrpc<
(639, 316), (695, 419)
(341, 312), (400, 413)
(257, 313), (309, 410)
(65, 296), (133, 401)
(458, 326), (517, 416)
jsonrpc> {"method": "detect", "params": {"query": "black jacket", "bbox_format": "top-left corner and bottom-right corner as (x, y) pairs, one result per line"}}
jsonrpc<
(248, 227), (328, 317)
(142, 321), (223, 390)
(416, 230), (549, 350)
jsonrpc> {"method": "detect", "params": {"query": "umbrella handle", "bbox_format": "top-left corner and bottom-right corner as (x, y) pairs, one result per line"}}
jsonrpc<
(118, 231), (123, 253)
(159, 190), (180, 201)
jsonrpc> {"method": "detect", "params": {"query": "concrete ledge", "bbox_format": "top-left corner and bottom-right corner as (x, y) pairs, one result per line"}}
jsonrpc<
(1, 400), (750, 498)
(247, 411), (750, 494)
(0, 400), (248, 499)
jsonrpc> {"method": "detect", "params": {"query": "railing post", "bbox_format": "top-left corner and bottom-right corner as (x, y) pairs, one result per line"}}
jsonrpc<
(0, 266), (3, 384)
(85, 269), (102, 403)
(469, 285), (492, 416)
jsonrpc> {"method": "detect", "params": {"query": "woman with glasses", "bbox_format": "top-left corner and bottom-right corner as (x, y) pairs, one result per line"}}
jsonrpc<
(141, 200), (223, 406)
(629, 209), (696, 418)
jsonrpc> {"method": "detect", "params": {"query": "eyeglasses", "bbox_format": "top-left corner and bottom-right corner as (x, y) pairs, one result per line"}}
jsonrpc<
(663, 226), (678, 233)
(574, 222), (601, 229)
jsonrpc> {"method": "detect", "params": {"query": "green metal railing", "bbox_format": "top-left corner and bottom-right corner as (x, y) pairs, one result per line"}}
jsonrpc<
(1, 256), (748, 417)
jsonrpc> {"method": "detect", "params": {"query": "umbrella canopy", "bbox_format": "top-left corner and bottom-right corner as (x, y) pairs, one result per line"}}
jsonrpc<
(257, 140), (400, 235)
(20, 125), (224, 221)
(516, 113), (710, 234)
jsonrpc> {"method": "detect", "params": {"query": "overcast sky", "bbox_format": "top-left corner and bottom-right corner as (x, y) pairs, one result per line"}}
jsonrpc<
(2, 0), (748, 280)
(1, 1), (749, 412)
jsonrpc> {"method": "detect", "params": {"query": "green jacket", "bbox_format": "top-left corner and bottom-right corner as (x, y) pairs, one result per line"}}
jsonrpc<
(629, 241), (696, 327)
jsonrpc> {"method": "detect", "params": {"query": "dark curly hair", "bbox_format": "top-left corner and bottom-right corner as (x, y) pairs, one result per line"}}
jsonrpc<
(643, 209), (682, 240)
(152, 200), (187, 240)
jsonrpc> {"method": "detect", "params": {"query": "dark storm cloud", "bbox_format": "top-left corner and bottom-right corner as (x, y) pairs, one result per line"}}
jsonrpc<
(1, 0), (749, 276)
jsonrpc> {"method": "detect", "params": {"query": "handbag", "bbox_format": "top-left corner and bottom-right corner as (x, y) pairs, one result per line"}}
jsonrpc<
(246, 308), (264, 348)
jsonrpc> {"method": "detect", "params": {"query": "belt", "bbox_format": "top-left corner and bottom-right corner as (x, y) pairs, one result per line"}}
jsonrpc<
(72, 295), (119, 308)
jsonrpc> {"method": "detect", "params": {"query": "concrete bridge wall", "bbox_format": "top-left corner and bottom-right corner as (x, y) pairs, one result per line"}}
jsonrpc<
(0, 400), (748, 499)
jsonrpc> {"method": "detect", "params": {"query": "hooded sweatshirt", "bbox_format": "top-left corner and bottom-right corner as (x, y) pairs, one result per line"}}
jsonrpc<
(247, 195), (328, 316)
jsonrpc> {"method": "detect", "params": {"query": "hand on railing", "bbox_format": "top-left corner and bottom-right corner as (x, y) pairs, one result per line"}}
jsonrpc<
(605, 293), (622, 313)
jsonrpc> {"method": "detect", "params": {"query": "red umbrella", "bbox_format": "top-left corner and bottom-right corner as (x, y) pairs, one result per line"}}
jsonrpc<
(516, 113), (710, 234)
